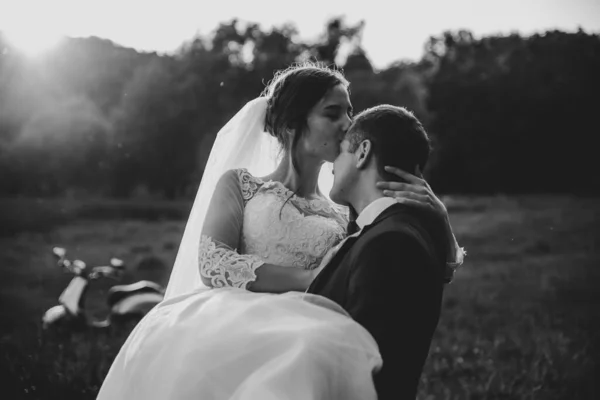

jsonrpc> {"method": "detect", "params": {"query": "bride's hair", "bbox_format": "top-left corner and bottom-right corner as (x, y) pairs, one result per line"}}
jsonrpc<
(262, 62), (349, 174)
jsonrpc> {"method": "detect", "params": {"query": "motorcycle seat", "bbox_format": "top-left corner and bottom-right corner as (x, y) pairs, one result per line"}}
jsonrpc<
(107, 280), (165, 307)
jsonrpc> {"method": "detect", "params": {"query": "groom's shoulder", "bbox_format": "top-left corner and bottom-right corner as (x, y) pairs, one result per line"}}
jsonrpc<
(370, 204), (429, 236)
(380, 204), (449, 262)
(360, 204), (442, 255)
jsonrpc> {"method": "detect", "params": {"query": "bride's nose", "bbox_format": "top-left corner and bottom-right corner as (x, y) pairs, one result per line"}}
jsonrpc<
(340, 114), (352, 133)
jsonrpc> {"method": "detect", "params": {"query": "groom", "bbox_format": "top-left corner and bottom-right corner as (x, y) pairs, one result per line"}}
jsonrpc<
(307, 105), (450, 400)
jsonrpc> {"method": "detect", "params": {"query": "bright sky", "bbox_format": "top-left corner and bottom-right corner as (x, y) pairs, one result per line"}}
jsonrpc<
(1, 0), (599, 68)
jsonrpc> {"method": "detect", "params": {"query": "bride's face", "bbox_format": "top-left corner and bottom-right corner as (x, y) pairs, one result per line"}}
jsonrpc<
(298, 85), (353, 163)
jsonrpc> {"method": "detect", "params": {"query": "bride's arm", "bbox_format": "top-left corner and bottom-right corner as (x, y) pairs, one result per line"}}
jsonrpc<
(198, 235), (313, 292)
(247, 265), (314, 293)
(199, 170), (314, 292)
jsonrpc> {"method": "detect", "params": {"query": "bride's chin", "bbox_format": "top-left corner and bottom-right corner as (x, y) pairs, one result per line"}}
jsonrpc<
(322, 151), (338, 164)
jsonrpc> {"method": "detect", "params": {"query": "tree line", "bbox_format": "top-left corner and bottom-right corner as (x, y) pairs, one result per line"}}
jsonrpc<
(1, 19), (598, 198)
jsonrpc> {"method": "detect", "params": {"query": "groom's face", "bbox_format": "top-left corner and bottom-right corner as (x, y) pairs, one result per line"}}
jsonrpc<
(329, 138), (358, 205)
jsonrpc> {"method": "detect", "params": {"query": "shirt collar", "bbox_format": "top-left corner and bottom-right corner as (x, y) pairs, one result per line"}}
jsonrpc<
(355, 197), (398, 230)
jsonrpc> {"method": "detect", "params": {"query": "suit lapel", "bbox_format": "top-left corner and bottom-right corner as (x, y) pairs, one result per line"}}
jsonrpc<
(309, 234), (359, 291)
(368, 202), (409, 227)
(308, 203), (411, 293)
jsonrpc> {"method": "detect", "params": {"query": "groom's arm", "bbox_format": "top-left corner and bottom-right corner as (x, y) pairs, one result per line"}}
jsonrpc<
(346, 231), (442, 400)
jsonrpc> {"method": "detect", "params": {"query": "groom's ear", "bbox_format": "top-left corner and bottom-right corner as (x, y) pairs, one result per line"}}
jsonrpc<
(355, 139), (372, 170)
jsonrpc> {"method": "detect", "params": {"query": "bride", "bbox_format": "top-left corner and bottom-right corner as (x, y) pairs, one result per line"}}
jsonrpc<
(97, 63), (464, 400)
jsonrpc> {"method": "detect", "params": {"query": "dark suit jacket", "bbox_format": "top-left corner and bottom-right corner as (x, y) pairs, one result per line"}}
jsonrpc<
(307, 203), (449, 400)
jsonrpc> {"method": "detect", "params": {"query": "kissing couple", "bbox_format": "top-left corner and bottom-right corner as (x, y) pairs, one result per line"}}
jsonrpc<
(97, 62), (465, 400)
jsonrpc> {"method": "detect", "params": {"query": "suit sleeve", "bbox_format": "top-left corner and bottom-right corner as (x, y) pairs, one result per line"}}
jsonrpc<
(345, 231), (441, 400)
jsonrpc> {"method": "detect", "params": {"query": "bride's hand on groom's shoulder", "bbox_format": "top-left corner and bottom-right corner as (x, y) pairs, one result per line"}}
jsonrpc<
(377, 166), (465, 266)
(376, 165), (448, 221)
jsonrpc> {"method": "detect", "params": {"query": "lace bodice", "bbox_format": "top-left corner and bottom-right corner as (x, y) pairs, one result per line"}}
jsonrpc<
(199, 169), (348, 289)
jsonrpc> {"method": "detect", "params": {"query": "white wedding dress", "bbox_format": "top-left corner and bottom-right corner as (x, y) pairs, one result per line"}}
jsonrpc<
(97, 169), (382, 400)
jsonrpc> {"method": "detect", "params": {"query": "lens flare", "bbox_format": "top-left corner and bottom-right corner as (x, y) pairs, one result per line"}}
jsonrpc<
(3, 28), (63, 57)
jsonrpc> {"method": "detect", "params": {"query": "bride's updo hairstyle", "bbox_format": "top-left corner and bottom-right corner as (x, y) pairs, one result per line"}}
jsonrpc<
(262, 62), (349, 173)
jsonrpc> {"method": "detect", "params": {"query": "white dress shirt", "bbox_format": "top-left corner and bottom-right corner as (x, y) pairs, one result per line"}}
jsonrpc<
(316, 197), (398, 269)
(315, 196), (465, 279)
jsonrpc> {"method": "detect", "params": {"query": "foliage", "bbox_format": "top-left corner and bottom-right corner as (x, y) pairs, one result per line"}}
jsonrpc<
(425, 30), (600, 193)
(0, 23), (599, 197)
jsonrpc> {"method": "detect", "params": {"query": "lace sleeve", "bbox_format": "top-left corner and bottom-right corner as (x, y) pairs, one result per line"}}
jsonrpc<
(199, 169), (265, 289)
(199, 235), (265, 289)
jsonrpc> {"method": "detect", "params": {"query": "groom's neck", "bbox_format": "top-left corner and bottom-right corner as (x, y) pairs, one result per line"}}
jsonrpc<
(349, 174), (385, 216)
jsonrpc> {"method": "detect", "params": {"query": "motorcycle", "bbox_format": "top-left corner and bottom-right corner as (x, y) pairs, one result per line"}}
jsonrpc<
(42, 246), (165, 331)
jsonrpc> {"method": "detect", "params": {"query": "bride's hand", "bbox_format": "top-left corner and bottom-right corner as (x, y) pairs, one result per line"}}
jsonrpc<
(377, 165), (464, 266)
(377, 165), (448, 221)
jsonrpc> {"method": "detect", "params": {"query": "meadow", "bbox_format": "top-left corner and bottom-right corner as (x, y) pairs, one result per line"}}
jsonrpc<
(0, 196), (598, 399)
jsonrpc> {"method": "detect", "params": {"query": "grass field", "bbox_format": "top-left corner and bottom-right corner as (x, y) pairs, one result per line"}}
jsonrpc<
(0, 196), (598, 399)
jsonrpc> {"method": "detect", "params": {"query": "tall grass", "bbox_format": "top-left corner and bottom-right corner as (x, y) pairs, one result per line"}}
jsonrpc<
(0, 196), (598, 399)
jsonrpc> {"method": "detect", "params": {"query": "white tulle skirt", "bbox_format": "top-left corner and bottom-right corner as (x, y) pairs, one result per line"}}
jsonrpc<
(97, 287), (382, 400)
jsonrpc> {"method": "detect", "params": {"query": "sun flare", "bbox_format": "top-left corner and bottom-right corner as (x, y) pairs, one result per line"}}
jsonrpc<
(4, 29), (63, 56)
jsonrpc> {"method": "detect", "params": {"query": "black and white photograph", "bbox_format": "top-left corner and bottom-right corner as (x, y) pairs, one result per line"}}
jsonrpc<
(1, 0), (599, 399)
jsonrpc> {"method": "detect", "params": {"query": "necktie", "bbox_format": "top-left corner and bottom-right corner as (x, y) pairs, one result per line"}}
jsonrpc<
(347, 220), (360, 236)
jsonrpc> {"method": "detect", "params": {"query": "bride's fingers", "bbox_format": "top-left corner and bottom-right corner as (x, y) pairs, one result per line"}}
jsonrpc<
(384, 166), (425, 185)
(389, 197), (430, 210)
(376, 181), (429, 195)
(382, 190), (429, 204)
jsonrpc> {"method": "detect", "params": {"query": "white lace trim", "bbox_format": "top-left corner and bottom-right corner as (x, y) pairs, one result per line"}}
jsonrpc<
(198, 235), (265, 289)
(210, 168), (348, 273)
(235, 168), (348, 224)
(237, 169), (261, 201)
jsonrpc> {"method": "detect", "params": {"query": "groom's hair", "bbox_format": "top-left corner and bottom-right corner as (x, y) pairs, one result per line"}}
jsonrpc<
(346, 105), (431, 182)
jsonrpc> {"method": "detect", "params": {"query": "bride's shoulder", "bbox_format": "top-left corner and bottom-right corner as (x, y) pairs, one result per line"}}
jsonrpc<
(222, 168), (263, 200)
(330, 201), (349, 219)
(324, 200), (350, 225)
